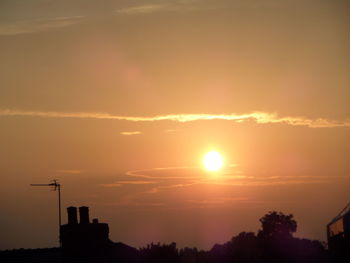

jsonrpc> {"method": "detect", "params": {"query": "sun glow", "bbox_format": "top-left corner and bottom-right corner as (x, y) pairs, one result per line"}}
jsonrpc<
(203, 151), (224, 171)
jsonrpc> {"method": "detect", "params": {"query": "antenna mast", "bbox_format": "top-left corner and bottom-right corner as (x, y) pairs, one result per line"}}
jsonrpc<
(30, 179), (62, 246)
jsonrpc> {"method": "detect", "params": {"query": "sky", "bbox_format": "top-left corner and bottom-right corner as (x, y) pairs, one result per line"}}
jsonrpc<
(0, 0), (349, 250)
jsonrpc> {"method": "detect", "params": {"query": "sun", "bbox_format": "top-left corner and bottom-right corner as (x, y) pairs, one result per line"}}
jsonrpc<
(203, 151), (224, 172)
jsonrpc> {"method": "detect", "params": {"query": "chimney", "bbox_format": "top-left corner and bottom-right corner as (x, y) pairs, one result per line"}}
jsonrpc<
(79, 206), (90, 224)
(67, 206), (78, 225)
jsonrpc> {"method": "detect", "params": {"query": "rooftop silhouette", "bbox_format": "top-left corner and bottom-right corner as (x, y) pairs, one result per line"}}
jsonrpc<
(327, 202), (350, 261)
(2, 206), (349, 263)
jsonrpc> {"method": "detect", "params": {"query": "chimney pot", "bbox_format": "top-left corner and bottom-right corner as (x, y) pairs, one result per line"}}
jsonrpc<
(79, 206), (90, 224)
(67, 206), (78, 225)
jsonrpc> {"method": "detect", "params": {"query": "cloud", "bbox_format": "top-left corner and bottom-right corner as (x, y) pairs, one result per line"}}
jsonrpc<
(126, 166), (201, 179)
(100, 181), (156, 187)
(0, 0), (208, 35)
(116, 4), (173, 15)
(1, 109), (349, 128)
(102, 200), (164, 207)
(115, 0), (214, 15)
(188, 197), (251, 205)
(120, 131), (142, 136)
(95, 166), (344, 209)
(104, 166), (339, 198)
(0, 15), (84, 36)
(127, 167), (336, 188)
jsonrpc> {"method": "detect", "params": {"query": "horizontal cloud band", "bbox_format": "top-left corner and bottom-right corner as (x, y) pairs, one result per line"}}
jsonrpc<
(0, 109), (349, 128)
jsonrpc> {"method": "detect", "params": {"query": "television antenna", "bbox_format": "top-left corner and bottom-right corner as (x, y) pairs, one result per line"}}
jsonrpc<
(30, 179), (62, 246)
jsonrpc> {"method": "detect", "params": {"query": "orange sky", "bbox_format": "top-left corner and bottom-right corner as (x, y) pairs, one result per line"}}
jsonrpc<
(0, 0), (349, 250)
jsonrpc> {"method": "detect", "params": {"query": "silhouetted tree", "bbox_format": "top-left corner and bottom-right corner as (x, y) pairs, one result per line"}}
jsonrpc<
(231, 232), (261, 262)
(258, 211), (297, 240)
(179, 247), (200, 263)
(139, 242), (179, 263)
(209, 242), (231, 263)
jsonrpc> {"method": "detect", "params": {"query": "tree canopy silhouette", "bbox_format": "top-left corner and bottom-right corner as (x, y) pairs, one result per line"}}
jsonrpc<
(258, 211), (297, 239)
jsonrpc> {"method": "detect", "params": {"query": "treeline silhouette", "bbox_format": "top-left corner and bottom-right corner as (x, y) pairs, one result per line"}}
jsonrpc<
(0, 211), (346, 263)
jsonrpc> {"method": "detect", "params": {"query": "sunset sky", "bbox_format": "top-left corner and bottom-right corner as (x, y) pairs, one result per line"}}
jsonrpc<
(0, 0), (349, 250)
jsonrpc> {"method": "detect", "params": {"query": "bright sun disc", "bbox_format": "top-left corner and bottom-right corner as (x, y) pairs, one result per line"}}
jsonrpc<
(203, 151), (224, 171)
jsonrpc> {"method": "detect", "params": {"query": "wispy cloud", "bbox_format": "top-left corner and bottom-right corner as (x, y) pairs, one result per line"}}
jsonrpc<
(102, 200), (165, 207)
(115, 0), (214, 15)
(188, 197), (251, 205)
(1, 109), (349, 128)
(120, 131), (142, 136)
(126, 166), (200, 179)
(130, 167), (336, 186)
(116, 4), (173, 15)
(100, 181), (156, 187)
(96, 166), (343, 208)
(0, 15), (84, 36)
(100, 167), (340, 198)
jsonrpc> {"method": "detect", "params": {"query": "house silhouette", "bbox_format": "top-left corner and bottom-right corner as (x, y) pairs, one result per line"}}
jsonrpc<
(59, 206), (138, 263)
(60, 206), (110, 262)
(327, 202), (350, 261)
